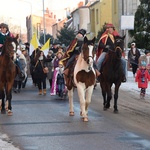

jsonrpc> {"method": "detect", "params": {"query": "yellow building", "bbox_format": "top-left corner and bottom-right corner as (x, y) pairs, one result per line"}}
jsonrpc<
(89, 0), (119, 38)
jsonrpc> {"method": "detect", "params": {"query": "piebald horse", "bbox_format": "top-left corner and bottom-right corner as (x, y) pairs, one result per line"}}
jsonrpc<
(67, 36), (96, 122)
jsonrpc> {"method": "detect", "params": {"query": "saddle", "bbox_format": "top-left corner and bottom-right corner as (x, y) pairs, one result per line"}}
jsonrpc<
(63, 58), (77, 90)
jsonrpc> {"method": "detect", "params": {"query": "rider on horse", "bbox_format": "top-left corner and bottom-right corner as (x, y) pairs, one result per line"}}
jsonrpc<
(0, 23), (14, 55)
(62, 29), (100, 76)
(96, 23), (127, 82)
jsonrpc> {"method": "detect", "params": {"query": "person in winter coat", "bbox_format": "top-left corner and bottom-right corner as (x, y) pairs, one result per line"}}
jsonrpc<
(50, 51), (64, 95)
(34, 50), (47, 95)
(135, 61), (150, 99)
(56, 61), (65, 98)
(128, 43), (141, 77)
(21, 45), (30, 88)
(30, 47), (41, 86)
(0, 23), (14, 54)
(96, 23), (127, 82)
(13, 49), (27, 93)
(45, 50), (55, 89)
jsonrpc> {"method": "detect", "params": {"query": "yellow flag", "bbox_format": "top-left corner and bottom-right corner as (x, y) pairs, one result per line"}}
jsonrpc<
(29, 33), (40, 55)
(41, 38), (50, 56)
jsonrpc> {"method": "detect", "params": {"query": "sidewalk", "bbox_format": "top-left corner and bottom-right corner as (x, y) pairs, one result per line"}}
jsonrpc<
(121, 71), (150, 96)
(0, 133), (20, 150)
(0, 71), (149, 149)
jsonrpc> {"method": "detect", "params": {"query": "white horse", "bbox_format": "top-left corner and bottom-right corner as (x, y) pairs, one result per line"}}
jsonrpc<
(68, 36), (96, 122)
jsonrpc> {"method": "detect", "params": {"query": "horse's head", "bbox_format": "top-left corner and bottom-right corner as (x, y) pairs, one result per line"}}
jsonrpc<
(3, 34), (19, 60)
(81, 36), (96, 69)
(114, 35), (125, 58)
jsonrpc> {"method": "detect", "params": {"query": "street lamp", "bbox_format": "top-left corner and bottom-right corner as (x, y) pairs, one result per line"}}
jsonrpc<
(43, 0), (46, 44)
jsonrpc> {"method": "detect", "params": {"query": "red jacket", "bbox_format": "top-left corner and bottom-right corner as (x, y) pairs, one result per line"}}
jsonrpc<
(135, 68), (150, 88)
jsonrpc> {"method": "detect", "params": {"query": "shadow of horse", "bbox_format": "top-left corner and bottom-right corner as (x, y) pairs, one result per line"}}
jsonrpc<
(99, 35), (125, 113)
(0, 35), (19, 115)
(64, 36), (96, 122)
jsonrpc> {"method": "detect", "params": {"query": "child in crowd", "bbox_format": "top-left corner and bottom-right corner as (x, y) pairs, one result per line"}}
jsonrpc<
(56, 61), (65, 98)
(135, 61), (150, 99)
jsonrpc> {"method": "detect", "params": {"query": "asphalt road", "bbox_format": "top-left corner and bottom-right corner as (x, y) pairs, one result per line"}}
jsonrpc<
(0, 78), (150, 150)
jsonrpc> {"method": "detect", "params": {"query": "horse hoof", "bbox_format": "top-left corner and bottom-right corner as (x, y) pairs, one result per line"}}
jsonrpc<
(7, 110), (13, 116)
(105, 104), (110, 109)
(1, 109), (6, 114)
(103, 107), (107, 111)
(83, 117), (88, 122)
(69, 112), (74, 116)
(114, 110), (118, 114)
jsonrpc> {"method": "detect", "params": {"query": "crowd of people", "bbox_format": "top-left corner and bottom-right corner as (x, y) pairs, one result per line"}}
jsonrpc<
(0, 22), (150, 100)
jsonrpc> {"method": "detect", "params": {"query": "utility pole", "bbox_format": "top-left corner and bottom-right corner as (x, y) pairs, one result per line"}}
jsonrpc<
(43, 0), (46, 44)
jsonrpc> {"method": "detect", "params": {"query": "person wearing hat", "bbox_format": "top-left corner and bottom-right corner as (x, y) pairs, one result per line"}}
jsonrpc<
(128, 42), (141, 77)
(24, 42), (30, 53)
(45, 50), (55, 89)
(20, 45), (30, 88)
(56, 61), (66, 98)
(135, 60), (150, 99)
(0, 23), (14, 54)
(139, 49), (150, 68)
(50, 51), (64, 95)
(13, 47), (27, 93)
(96, 23), (127, 82)
(62, 29), (87, 75)
(49, 42), (59, 55)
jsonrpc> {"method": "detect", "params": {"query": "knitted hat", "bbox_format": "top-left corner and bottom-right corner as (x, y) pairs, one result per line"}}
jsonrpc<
(0, 23), (9, 31)
(48, 50), (53, 54)
(20, 45), (26, 51)
(131, 43), (136, 46)
(141, 61), (147, 67)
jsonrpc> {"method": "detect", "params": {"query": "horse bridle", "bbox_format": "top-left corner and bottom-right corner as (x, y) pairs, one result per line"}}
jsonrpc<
(115, 46), (123, 52)
(81, 50), (94, 71)
(5, 42), (17, 58)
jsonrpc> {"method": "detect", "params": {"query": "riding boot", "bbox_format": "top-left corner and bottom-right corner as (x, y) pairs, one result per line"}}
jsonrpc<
(95, 69), (100, 77)
(43, 89), (46, 95)
(39, 89), (42, 95)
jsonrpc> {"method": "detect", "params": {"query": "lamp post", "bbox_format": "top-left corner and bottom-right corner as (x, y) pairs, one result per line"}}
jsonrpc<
(43, 0), (46, 44)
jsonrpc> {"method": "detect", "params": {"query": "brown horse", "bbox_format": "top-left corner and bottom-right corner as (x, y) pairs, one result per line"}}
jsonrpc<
(0, 35), (19, 115)
(99, 35), (125, 113)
